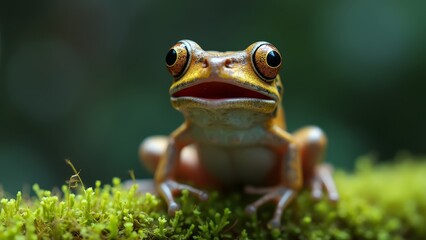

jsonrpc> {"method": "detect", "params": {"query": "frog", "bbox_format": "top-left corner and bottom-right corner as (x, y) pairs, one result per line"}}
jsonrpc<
(138, 40), (339, 228)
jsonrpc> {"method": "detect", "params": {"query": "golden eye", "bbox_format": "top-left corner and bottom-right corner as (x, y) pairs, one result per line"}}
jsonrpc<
(252, 43), (282, 81)
(165, 42), (190, 78)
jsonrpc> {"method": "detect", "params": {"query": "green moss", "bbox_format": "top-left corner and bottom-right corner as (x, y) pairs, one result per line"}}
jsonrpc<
(1, 154), (426, 239)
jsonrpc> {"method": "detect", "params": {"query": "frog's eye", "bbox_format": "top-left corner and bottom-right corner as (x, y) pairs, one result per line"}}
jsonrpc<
(252, 43), (282, 81)
(166, 42), (190, 78)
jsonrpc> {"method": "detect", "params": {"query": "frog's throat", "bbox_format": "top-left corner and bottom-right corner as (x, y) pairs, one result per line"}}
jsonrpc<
(170, 97), (277, 114)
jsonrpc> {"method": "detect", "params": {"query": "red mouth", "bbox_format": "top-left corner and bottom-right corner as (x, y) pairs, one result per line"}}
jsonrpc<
(172, 82), (273, 100)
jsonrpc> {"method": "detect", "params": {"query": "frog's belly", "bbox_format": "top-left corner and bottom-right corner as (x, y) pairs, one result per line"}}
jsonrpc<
(196, 144), (276, 186)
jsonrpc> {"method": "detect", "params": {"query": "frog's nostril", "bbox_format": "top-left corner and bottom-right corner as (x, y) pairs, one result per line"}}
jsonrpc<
(202, 58), (209, 68)
(224, 58), (233, 68)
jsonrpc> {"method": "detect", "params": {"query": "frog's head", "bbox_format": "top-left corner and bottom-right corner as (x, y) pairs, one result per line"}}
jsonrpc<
(166, 40), (284, 115)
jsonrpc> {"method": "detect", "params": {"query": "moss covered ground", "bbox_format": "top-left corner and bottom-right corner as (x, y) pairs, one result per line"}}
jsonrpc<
(1, 154), (425, 239)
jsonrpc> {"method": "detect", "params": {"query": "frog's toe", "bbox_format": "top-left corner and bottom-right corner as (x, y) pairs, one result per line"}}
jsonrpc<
(268, 218), (281, 229)
(199, 192), (209, 201)
(186, 186), (208, 201)
(245, 205), (257, 215)
(311, 188), (323, 200)
(312, 164), (339, 203)
(311, 177), (323, 200)
(246, 190), (278, 212)
(168, 202), (180, 216)
(328, 192), (339, 203)
(158, 179), (208, 215)
(245, 187), (297, 229)
(174, 182), (209, 201)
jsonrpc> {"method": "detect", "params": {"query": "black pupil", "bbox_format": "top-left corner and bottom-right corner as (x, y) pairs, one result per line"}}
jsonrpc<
(266, 51), (281, 67)
(166, 49), (177, 66)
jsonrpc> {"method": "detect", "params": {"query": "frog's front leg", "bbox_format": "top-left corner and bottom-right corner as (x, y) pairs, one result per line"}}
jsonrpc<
(245, 126), (302, 228)
(155, 124), (208, 215)
(293, 126), (339, 202)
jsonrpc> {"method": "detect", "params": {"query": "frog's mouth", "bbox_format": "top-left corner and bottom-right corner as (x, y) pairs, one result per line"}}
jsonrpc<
(170, 81), (278, 113)
(171, 82), (275, 101)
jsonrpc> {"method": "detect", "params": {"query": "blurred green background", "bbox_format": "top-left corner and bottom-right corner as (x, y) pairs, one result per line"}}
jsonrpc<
(0, 0), (425, 193)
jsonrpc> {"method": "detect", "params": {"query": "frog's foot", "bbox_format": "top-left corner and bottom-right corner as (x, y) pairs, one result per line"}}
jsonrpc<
(159, 180), (209, 216)
(311, 164), (339, 202)
(244, 186), (297, 228)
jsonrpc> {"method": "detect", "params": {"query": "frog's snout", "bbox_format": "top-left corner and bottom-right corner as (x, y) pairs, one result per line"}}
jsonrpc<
(205, 56), (235, 74)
